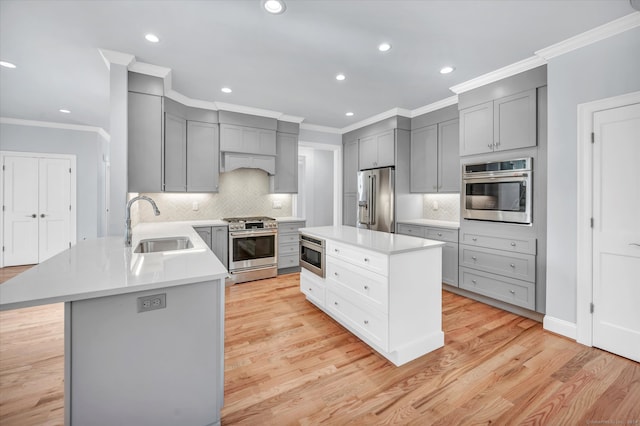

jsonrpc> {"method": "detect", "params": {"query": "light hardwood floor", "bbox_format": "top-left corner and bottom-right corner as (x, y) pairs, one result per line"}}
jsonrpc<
(1, 267), (638, 425)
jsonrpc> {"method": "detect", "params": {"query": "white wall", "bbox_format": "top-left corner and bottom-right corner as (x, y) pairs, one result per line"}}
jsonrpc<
(546, 27), (640, 323)
(0, 123), (108, 240)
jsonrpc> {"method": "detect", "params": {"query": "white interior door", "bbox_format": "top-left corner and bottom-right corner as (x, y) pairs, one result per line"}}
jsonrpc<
(592, 102), (640, 362)
(38, 158), (71, 262)
(3, 156), (40, 266)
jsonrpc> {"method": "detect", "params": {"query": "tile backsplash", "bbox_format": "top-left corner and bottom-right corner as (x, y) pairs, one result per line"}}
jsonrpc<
(133, 168), (292, 224)
(423, 193), (461, 222)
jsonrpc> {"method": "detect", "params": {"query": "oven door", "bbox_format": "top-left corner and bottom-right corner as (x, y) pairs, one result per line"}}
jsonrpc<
(463, 172), (532, 224)
(229, 230), (277, 271)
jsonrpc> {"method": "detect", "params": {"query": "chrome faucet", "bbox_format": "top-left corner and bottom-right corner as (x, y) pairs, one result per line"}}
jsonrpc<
(125, 195), (160, 247)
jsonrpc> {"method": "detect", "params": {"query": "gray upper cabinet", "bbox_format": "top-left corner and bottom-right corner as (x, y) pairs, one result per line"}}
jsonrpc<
(358, 130), (394, 169)
(343, 139), (359, 193)
(410, 118), (460, 193)
(219, 124), (276, 156)
(438, 118), (460, 192)
(410, 125), (438, 192)
(270, 132), (298, 193)
(187, 121), (220, 192)
(460, 89), (537, 156)
(164, 113), (187, 192)
(128, 92), (163, 193)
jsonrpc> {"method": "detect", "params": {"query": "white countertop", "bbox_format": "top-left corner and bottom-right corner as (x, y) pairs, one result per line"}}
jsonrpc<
(275, 217), (306, 222)
(0, 222), (228, 311)
(299, 226), (444, 254)
(397, 219), (460, 229)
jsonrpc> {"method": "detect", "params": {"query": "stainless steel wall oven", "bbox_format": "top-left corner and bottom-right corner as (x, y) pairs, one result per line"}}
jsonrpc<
(462, 158), (533, 225)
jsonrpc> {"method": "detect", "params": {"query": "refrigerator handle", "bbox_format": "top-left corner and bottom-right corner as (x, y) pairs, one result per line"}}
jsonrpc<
(369, 174), (376, 225)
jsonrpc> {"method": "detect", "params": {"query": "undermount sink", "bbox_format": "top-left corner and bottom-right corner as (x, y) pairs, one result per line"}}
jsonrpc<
(133, 237), (194, 253)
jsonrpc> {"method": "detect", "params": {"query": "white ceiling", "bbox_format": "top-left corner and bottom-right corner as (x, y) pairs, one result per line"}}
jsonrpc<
(0, 0), (635, 132)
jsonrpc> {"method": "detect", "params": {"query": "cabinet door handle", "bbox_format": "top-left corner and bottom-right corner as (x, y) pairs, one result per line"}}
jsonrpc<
(334, 301), (339, 306)
(334, 272), (339, 277)
(487, 143), (493, 148)
(472, 237), (477, 242)
(509, 290), (516, 294)
(363, 320), (369, 325)
(364, 257), (370, 262)
(364, 285), (369, 290)
(471, 256), (477, 261)
(40, 214), (46, 218)
(471, 279), (477, 284)
(334, 248), (340, 253)
(308, 287), (313, 292)
(510, 242), (516, 247)
(510, 263), (515, 268)
(27, 214), (37, 218)
(437, 232), (442, 236)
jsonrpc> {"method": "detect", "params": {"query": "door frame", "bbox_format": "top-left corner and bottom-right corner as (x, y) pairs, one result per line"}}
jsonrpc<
(575, 90), (640, 346)
(0, 151), (77, 268)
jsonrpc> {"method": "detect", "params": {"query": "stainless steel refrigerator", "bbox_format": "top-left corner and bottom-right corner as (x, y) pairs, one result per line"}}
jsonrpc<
(357, 167), (395, 233)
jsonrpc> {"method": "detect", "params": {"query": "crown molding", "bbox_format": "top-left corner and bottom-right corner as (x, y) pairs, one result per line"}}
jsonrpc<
(449, 55), (547, 95)
(536, 11), (640, 61)
(279, 114), (305, 124)
(1, 117), (110, 141)
(410, 95), (459, 117)
(98, 49), (135, 70)
(341, 107), (412, 134)
(129, 61), (172, 78)
(165, 89), (219, 111)
(300, 123), (342, 134)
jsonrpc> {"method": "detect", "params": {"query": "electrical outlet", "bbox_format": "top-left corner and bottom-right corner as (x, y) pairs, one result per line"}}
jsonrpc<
(272, 200), (282, 209)
(137, 293), (166, 313)
(192, 201), (199, 211)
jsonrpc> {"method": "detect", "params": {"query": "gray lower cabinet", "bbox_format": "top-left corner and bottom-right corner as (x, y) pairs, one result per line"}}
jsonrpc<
(458, 231), (536, 310)
(410, 118), (460, 193)
(193, 226), (228, 268)
(128, 91), (163, 193)
(219, 123), (276, 156)
(459, 89), (537, 156)
(277, 220), (305, 271)
(396, 223), (459, 286)
(358, 130), (395, 169)
(343, 194), (357, 227)
(270, 132), (298, 193)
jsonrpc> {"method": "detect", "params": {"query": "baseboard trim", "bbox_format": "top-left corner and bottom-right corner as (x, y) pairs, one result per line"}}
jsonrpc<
(543, 315), (577, 340)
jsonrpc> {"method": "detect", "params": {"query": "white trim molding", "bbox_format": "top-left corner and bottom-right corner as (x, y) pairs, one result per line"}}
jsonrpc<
(341, 107), (412, 134)
(98, 49), (135, 70)
(575, 90), (640, 347)
(411, 96), (458, 117)
(536, 11), (640, 61)
(543, 316), (577, 340)
(0, 117), (110, 141)
(300, 123), (342, 134)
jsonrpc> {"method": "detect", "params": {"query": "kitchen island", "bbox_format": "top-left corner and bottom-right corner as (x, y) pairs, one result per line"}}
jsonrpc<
(299, 226), (445, 366)
(0, 223), (228, 426)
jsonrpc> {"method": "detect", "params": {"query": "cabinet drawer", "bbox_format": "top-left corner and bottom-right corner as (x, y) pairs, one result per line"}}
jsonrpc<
(326, 258), (388, 313)
(459, 267), (535, 310)
(424, 227), (459, 243)
(278, 221), (305, 234)
(326, 289), (388, 351)
(278, 232), (299, 245)
(278, 253), (299, 269)
(460, 245), (535, 282)
(300, 269), (325, 307)
(397, 224), (425, 238)
(326, 240), (388, 276)
(278, 241), (299, 257)
(460, 232), (536, 255)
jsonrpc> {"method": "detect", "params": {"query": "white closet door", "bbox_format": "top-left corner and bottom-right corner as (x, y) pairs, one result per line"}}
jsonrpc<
(38, 158), (71, 262)
(3, 156), (40, 266)
(592, 102), (640, 362)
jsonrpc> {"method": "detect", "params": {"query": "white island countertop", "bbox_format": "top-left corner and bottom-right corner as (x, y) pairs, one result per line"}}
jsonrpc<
(299, 226), (444, 254)
(0, 222), (228, 311)
(397, 219), (460, 229)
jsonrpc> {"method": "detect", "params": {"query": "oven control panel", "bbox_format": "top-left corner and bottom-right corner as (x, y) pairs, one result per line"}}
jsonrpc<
(227, 221), (278, 231)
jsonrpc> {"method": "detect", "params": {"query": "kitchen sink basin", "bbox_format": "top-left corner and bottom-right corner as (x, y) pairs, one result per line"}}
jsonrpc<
(133, 237), (194, 253)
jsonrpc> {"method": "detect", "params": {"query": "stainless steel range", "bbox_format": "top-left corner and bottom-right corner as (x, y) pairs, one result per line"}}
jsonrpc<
(223, 216), (278, 284)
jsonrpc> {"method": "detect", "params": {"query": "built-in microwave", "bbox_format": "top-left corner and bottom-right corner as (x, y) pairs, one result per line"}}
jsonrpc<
(299, 233), (325, 277)
(462, 158), (532, 225)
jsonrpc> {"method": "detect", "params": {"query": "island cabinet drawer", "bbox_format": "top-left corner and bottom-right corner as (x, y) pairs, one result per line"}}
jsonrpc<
(278, 232), (300, 245)
(278, 221), (305, 234)
(424, 227), (459, 244)
(460, 232), (536, 255)
(459, 245), (535, 282)
(326, 289), (388, 351)
(300, 269), (325, 307)
(459, 267), (535, 310)
(397, 224), (425, 238)
(279, 253), (299, 269)
(326, 241), (388, 276)
(326, 259), (388, 314)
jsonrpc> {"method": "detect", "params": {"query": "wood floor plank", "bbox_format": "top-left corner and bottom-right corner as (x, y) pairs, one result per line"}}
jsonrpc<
(1, 268), (639, 425)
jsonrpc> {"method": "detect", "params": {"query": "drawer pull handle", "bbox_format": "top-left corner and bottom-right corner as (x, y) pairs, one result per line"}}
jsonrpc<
(364, 257), (370, 262)
(308, 287), (313, 292)
(364, 285), (369, 290)
(510, 263), (515, 268)
(334, 248), (340, 253)
(437, 232), (442, 236)
(472, 237), (477, 242)
(510, 242), (516, 247)
(334, 301), (339, 306)
(472, 256), (477, 261)
(363, 320), (369, 325)
(334, 272), (339, 277)
(509, 290), (516, 294)
(471, 279), (477, 284)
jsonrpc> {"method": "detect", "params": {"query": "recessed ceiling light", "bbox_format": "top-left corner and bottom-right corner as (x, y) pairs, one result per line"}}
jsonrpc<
(59, 109), (71, 114)
(440, 66), (455, 74)
(145, 33), (160, 43)
(378, 43), (391, 52)
(345, 112), (354, 117)
(336, 73), (346, 81)
(263, 0), (286, 14)
(0, 61), (17, 69)
(221, 87), (232, 94)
